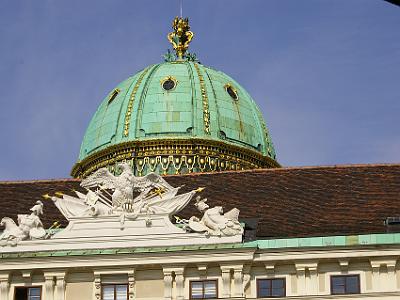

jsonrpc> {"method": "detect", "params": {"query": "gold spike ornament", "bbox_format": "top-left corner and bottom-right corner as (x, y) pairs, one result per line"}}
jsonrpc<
(167, 17), (194, 59)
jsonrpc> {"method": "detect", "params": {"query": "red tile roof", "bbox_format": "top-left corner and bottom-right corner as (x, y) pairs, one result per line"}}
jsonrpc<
(1, 164), (399, 239)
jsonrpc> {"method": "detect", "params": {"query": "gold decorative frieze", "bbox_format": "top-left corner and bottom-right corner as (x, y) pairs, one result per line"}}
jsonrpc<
(71, 138), (280, 178)
(193, 63), (211, 135)
(123, 67), (151, 137)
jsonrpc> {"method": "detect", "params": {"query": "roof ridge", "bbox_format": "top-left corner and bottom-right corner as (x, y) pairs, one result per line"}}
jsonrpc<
(165, 163), (400, 178)
(0, 178), (80, 185)
(0, 163), (399, 183)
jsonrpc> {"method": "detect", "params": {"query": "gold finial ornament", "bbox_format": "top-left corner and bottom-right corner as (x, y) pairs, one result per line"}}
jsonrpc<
(195, 187), (205, 193)
(167, 17), (194, 58)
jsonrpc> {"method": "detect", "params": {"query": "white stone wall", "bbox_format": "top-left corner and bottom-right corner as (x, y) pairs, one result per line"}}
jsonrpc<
(0, 246), (400, 299)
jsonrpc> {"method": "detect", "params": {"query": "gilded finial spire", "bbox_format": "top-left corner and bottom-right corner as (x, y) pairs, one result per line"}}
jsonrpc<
(167, 17), (194, 59)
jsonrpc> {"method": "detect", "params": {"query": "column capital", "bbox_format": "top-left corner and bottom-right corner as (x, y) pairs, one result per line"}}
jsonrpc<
(338, 259), (349, 272)
(94, 268), (135, 276)
(197, 264), (207, 272)
(21, 270), (32, 279)
(0, 272), (10, 282)
(197, 264), (207, 279)
(128, 271), (135, 283)
(44, 270), (66, 278)
(369, 258), (398, 268)
(295, 261), (318, 275)
(264, 262), (275, 275)
(220, 264), (243, 270)
(162, 265), (185, 274)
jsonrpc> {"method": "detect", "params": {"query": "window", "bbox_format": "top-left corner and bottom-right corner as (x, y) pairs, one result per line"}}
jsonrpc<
(161, 76), (177, 91)
(108, 88), (120, 104)
(224, 84), (238, 100)
(257, 278), (286, 298)
(14, 287), (41, 300)
(190, 280), (217, 299)
(102, 284), (128, 300)
(331, 275), (360, 295)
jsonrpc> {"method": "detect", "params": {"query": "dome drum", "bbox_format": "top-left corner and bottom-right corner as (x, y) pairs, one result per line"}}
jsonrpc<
(71, 138), (279, 178)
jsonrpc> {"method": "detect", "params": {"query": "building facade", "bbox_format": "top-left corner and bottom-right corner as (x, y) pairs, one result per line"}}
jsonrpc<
(1, 17), (400, 300)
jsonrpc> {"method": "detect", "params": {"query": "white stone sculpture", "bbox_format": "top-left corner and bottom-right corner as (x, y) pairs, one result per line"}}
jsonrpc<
(0, 163), (243, 252)
(51, 162), (196, 224)
(187, 196), (243, 237)
(80, 163), (176, 210)
(0, 201), (47, 246)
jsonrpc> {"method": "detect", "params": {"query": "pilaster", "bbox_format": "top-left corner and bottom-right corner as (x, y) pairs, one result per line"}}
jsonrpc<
(370, 258), (398, 292)
(220, 266), (231, 298)
(94, 273), (101, 300)
(233, 265), (244, 298)
(175, 268), (185, 300)
(163, 266), (185, 300)
(308, 265), (318, 295)
(242, 265), (251, 297)
(295, 265), (306, 295)
(387, 262), (397, 291)
(128, 270), (135, 300)
(0, 273), (10, 300)
(295, 261), (318, 296)
(162, 269), (173, 300)
(55, 273), (66, 300)
(44, 275), (55, 300)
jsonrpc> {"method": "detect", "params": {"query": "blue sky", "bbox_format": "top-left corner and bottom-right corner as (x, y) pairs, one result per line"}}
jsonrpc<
(0, 0), (399, 180)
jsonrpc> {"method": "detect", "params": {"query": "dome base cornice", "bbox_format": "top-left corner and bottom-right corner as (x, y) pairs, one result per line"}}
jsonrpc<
(71, 138), (280, 178)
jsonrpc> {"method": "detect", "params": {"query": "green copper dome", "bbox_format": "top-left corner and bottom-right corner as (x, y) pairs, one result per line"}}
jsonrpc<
(71, 61), (279, 178)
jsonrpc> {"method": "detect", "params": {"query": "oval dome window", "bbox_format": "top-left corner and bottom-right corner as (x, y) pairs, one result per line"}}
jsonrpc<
(225, 84), (238, 100)
(161, 76), (177, 91)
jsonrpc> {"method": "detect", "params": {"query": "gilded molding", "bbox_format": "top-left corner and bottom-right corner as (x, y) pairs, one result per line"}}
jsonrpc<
(123, 67), (151, 137)
(193, 63), (211, 135)
(71, 138), (280, 178)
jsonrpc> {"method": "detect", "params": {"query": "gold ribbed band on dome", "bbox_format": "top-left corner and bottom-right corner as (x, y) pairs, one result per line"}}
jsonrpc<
(193, 63), (211, 135)
(71, 138), (280, 178)
(123, 67), (151, 137)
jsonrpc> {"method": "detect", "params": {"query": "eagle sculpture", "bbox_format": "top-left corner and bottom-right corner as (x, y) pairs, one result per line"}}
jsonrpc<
(80, 163), (173, 209)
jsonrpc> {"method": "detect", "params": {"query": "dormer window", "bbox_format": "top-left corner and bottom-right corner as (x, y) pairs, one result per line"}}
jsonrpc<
(108, 88), (120, 104)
